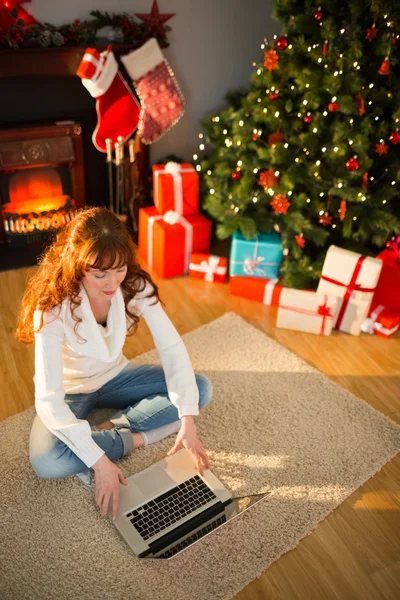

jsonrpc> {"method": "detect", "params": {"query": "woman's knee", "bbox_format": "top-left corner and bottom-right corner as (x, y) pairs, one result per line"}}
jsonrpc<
(195, 374), (213, 409)
(29, 437), (68, 479)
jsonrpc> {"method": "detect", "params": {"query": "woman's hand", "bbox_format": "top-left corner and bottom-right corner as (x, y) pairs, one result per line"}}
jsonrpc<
(167, 416), (211, 476)
(92, 454), (129, 519)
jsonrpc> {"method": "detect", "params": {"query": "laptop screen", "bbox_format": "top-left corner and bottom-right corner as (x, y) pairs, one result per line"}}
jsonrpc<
(141, 492), (270, 560)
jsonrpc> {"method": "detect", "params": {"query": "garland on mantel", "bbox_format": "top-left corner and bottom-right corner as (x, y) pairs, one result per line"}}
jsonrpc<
(0, 1), (174, 49)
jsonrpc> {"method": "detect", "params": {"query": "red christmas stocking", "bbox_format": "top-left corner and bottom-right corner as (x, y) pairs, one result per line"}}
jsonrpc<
(121, 38), (185, 144)
(76, 48), (140, 152)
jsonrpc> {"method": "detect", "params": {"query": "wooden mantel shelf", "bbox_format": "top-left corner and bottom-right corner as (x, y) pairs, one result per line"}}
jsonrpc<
(0, 44), (138, 78)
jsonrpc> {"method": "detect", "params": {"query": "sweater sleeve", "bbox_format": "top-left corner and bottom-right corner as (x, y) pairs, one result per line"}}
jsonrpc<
(129, 287), (199, 418)
(33, 308), (105, 469)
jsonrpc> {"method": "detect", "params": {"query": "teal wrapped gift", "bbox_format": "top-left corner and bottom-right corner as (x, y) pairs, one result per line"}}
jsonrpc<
(229, 231), (283, 279)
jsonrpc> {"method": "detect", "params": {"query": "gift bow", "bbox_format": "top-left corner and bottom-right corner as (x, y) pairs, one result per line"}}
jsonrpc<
(243, 256), (266, 275)
(163, 210), (181, 225)
(164, 161), (182, 175)
(361, 305), (385, 334)
(193, 256), (226, 282)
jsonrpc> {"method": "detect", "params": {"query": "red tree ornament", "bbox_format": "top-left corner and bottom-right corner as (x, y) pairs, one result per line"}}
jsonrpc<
(295, 234), (305, 248)
(270, 194), (290, 214)
(376, 142), (389, 156)
(276, 36), (288, 50)
(268, 129), (284, 146)
(264, 49), (279, 71)
(314, 6), (323, 21)
(356, 93), (365, 116)
(378, 57), (390, 75)
(231, 171), (241, 181)
(346, 157), (359, 171)
(319, 212), (332, 226)
(303, 113), (313, 124)
(259, 168), (280, 188)
(338, 200), (347, 221)
(269, 91), (279, 100)
(322, 40), (329, 56)
(252, 131), (261, 141)
(328, 102), (340, 112)
(389, 131), (400, 145)
(366, 24), (378, 42)
(135, 0), (175, 42)
(362, 172), (369, 191)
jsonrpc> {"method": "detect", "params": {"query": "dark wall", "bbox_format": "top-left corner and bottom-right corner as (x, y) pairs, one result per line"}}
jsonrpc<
(1, 76), (109, 209)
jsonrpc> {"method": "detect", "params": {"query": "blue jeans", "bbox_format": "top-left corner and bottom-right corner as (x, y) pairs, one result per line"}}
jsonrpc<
(29, 362), (212, 479)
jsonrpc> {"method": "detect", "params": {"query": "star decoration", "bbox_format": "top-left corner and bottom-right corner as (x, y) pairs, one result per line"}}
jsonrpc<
(295, 234), (305, 248)
(135, 0), (175, 43)
(264, 49), (279, 71)
(376, 142), (389, 156)
(258, 168), (280, 188)
(270, 193), (290, 214)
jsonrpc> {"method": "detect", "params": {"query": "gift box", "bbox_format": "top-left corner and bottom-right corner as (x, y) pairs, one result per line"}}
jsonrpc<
(316, 245), (383, 336)
(189, 254), (227, 283)
(139, 207), (211, 278)
(361, 305), (400, 339)
(369, 239), (400, 313)
(229, 276), (282, 306)
(276, 288), (338, 336)
(152, 162), (199, 216)
(229, 231), (283, 279)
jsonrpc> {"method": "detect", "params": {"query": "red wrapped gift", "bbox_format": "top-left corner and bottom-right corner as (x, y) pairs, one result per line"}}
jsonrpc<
(189, 254), (227, 283)
(229, 276), (282, 306)
(138, 207), (211, 278)
(361, 304), (400, 339)
(152, 162), (199, 215)
(370, 238), (400, 313)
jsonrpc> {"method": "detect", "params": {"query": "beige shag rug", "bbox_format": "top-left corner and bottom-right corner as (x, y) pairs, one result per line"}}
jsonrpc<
(1, 312), (400, 600)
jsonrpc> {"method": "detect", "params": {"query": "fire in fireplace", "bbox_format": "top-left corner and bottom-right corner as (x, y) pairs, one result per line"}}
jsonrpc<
(0, 122), (85, 248)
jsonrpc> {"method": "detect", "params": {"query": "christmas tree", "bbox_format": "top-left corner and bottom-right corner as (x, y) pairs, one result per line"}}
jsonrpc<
(199, 0), (400, 288)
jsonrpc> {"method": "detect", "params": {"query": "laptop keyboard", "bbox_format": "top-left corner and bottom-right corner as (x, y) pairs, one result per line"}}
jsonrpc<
(126, 475), (217, 541)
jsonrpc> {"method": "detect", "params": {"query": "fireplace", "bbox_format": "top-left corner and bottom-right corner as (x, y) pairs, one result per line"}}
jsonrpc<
(0, 122), (85, 248)
(0, 46), (151, 271)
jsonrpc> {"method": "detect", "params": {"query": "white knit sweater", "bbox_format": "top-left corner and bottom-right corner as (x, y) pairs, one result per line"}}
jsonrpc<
(33, 282), (199, 469)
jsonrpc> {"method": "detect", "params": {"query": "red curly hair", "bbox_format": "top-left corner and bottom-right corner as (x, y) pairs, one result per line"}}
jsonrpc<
(15, 206), (160, 344)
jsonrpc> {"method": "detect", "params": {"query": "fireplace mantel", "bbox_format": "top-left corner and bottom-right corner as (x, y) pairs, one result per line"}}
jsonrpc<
(0, 44), (138, 78)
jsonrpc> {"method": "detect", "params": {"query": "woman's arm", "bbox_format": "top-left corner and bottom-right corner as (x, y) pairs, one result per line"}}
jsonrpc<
(34, 309), (105, 469)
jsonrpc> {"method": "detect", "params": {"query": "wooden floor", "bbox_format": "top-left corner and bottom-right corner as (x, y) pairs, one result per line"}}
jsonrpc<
(1, 262), (399, 600)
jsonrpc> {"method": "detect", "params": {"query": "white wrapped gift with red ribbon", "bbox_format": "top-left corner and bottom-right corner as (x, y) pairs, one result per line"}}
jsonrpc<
(276, 288), (338, 335)
(316, 245), (383, 336)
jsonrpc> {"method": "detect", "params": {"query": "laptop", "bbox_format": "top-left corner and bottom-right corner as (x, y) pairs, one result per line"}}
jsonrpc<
(108, 448), (270, 559)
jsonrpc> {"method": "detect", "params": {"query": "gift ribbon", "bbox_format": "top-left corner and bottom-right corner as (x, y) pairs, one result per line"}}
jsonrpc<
(189, 256), (227, 282)
(321, 255), (376, 330)
(147, 211), (193, 273)
(279, 295), (334, 335)
(361, 305), (385, 334)
(231, 237), (280, 276)
(263, 278), (279, 305)
(154, 162), (195, 215)
(361, 304), (400, 337)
